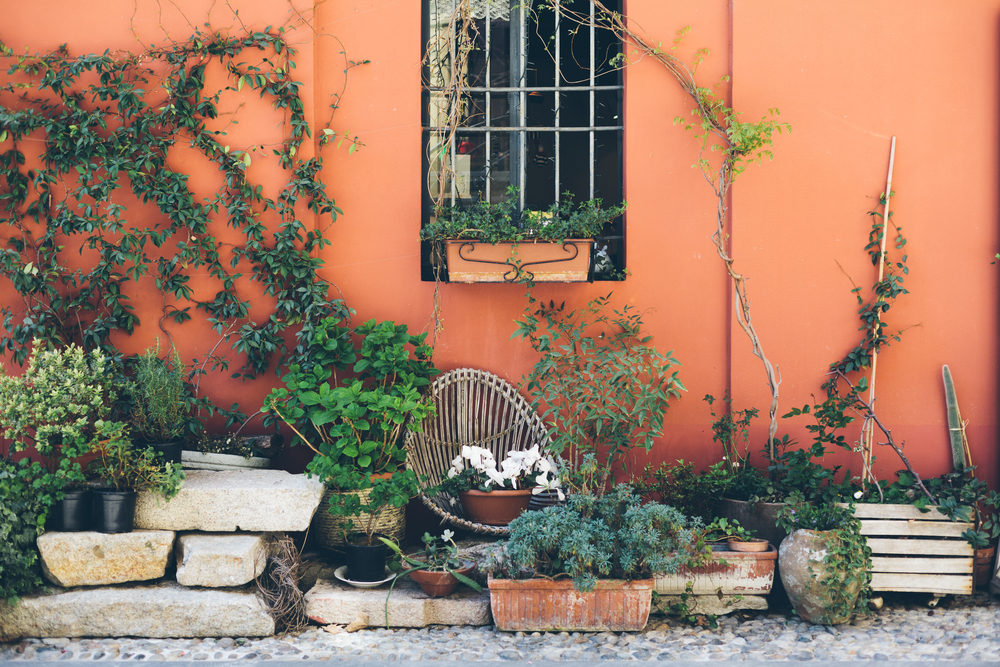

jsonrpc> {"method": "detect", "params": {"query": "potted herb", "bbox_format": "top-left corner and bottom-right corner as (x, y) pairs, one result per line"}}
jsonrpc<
(421, 187), (626, 283)
(266, 315), (438, 580)
(126, 344), (188, 464)
(381, 530), (482, 598)
(88, 420), (185, 533)
(776, 500), (871, 625)
(0, 343), (117, 532)
(486, 478), (701, 632)
(513, 294), (685, 494)
(437, 444), (561, 526)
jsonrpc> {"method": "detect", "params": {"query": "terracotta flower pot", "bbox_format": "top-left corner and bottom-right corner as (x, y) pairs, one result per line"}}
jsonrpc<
(727, 538), (770, 552)
(489, 577), (653, 632)
(973, 546), (996, 589)
(458, 489), (532, 526)
(406, 560), (476, 597)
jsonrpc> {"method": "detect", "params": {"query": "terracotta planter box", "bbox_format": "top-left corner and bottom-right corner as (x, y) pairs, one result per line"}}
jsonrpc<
(654, 546), (777, 595)
(444, 239), (591, 283)
(847, 503), (973, 595)
(488, 577), (653, 632)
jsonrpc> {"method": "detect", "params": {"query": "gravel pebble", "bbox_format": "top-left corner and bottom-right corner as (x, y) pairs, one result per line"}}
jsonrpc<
(2, 593), (1000, 661)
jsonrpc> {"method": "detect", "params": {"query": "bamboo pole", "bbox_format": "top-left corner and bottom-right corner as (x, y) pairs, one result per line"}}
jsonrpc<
(861, 137), (897, 485)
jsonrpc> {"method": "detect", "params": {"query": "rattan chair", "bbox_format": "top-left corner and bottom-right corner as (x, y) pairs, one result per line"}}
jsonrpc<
(404, 367), (551, 536)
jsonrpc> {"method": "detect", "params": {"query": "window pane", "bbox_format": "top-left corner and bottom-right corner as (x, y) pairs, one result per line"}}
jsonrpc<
(596, 89), (621, 127)
(488, 132), (512, 202)
(489, 93), (511, 126)
(557, 130), (589, 202)
(525, 91), (555, 128)
(525, 132), (556, 209)
(594, 130), (621, 203)
(557, 91), (590, 128)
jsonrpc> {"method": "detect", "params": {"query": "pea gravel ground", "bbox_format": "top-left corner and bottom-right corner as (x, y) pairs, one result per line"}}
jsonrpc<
(2, 592), (999, 663)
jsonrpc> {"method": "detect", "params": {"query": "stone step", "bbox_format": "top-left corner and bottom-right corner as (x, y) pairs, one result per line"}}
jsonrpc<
(0, 581), (274, 641)
(304, 575), (491, 628)
(175, 532), (272, 587)
(134, 470), (324, 532)
(37, 530), (175, 587)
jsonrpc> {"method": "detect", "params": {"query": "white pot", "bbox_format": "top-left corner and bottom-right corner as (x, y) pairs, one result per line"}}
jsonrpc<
(180, 450), (272, 471)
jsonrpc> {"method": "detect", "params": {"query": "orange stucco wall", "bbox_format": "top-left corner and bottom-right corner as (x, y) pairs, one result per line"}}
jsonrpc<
(2, 0), (997, 488)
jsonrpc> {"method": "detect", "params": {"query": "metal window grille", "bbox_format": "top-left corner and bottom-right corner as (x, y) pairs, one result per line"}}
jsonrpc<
(421, 0), (624, 281)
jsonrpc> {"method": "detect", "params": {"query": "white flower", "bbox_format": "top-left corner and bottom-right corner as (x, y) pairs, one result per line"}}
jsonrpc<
(451, 454), (465, 472)
(442, 529), (454, 542)
(853, 491), (863, 500)
(486, 467), (507, 488)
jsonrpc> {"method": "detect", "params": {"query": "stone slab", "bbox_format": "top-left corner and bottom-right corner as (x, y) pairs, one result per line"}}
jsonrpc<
(134, 470), (324, 532)
(653, 593), (768, 616)
(37, 530), (175, 587)
(175, 532), (270, 587)
(304, 576), (491, 627)
(0, 580), (274, 641)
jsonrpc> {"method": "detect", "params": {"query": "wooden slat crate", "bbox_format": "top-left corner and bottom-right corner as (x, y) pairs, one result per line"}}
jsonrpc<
(851, 504), (973, 595)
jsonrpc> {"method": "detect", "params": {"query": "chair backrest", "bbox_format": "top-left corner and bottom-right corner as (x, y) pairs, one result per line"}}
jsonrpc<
(405, 367), (551, 494)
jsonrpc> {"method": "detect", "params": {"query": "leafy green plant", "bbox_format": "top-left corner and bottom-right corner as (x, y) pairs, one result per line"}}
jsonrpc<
(0, 342), (115, 492)
(0, 456), (52, 604)
(487, 484), (701, 592)
(513, 294), (685, 494)
(127, 344), (187, 444)
(635, 460), (732, 522)
(702, 517), (757, 543)
(266, 316), (437, 546)
(420, 187), (625, 244)
(0, 18), (354, 388)
(266, 316), (438, 481)
(88, 420), (184, 498)
(705, 393), (759, 475)
(776, 500), (872, 623)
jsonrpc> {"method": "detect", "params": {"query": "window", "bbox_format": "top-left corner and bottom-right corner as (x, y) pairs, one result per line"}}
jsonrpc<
(421, 0), (624, 280)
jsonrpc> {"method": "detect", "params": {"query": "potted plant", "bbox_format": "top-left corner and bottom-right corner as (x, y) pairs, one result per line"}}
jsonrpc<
(437, 444), (561, 526)
(126, 344), (188, 464)
(87, 420), (185, 533)
(381, 530), (482, 598)
(776, 500), (871, 625)
(0, 342), (117, 532)
(513, 294), (685, 493)
(421, 187), (626, 283)
(486, 477), (701, 632)
(266, 315), (438, 580)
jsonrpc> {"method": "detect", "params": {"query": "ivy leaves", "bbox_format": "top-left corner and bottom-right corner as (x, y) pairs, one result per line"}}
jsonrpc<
(0, 27), (347, 382)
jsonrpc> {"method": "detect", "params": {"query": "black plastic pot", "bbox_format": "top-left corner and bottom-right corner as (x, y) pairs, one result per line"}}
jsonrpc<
(93, 489), (137, 533)
(145, 439), (184, 465)
(344, 541), (387, 582)
(49, 490), (93, 531)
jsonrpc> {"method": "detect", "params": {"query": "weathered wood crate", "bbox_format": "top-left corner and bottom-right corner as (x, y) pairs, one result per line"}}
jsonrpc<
(852, 504), (973, 595)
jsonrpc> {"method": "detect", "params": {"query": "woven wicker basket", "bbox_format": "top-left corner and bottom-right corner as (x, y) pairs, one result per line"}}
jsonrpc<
(313, 487), (406, 550)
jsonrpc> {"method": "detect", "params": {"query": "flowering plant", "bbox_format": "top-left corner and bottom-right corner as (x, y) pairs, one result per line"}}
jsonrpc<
(437, 444), (562, 498)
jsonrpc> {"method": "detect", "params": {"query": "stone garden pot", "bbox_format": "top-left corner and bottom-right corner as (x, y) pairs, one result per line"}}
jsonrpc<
(779, 529), (860, 625)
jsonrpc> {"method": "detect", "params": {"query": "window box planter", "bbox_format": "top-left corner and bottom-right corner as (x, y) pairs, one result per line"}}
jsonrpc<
(181, 450), (273, 471)
(654, 545), (777, 596)
(488, 577), (653, 632)
(443, 239), (592, 283)
(850, 503), (973, 595)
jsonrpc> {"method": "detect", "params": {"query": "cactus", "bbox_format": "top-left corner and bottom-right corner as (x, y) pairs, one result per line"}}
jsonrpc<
(942, 365), (968, 471)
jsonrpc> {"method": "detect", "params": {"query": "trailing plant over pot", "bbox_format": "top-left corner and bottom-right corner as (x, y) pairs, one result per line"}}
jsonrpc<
(420, 187), (625, 245)
(776, 500), (872, 625)
(513, 294), (685, 494)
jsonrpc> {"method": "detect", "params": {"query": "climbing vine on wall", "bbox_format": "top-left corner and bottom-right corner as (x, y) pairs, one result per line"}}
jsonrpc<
(0, 11), (355, 388)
